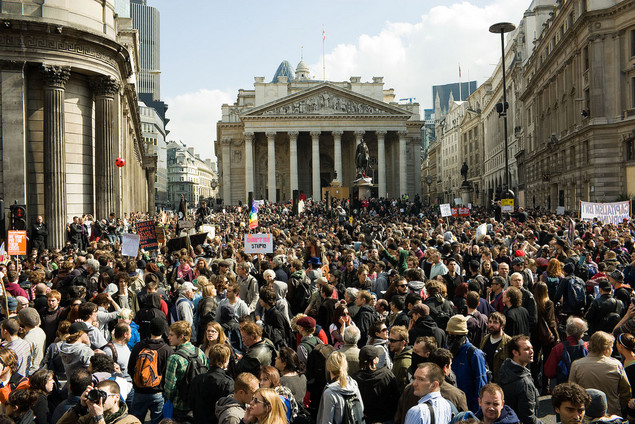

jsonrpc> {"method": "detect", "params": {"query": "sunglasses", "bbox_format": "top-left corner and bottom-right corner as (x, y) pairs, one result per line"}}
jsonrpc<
(388, 338), (403, 343)
(397, 284), (407, 288)
(251, 397), (268, 406)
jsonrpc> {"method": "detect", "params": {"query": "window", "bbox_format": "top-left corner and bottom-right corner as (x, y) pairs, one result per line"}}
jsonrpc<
(583, 46), (589, 71)
(632, 77), (635, 108)
(631, 30), (635, 57)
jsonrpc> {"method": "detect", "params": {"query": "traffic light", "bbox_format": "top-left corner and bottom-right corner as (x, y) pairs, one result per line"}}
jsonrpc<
(10, 204), (27, 231)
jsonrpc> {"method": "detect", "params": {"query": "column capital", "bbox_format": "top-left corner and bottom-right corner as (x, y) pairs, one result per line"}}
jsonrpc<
(40, 64), (70, 88)
(310, 131), (321, 137)
(376, 130), (388, 136)
(354, 130), (365, 136)
(288, 131), (299, 138)
(332, 130), (344, 137)
(89, 76), (121, 97)
(0, 60), (25, 71)
(265, 131), (277, 139)
(221, 137), (232, 145)
(398, 130), (408, 137)
(243, 131), (255, 138)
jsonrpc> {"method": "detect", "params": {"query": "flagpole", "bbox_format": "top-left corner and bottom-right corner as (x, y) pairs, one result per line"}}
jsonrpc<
(322, 25), (326, 81)
(458, 63), (462, 101)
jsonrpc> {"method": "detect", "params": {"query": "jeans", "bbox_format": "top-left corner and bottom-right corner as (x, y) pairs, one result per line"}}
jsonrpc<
(130, 391), (164, 424)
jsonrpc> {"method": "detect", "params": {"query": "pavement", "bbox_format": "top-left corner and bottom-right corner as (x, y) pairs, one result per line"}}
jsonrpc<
(538, 395), (557, 424)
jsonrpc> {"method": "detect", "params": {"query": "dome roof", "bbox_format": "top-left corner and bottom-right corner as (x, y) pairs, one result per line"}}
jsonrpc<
(272, 60), (295, 83)
(295, 60), (311, 80)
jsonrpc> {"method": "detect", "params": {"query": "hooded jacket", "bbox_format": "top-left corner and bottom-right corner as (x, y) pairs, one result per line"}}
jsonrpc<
(190, 367), (234, 424)
(497, 358), (540, 424)
(353, 304), (377, 347)
(352, 367), (400, 422)
(475, 404), (520, 424)
(215, 395), (245, 424)
(134, 293), (167, 340)
(127, 336), (173, 393)
(408, 314), (447, 349)
(316, 377), (364, 424)
(59, 341), (94, 378)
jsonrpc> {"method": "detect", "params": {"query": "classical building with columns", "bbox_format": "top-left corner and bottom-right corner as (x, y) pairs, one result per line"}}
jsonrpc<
(0, 1), (153, 247)
(215, 60), (423, 204)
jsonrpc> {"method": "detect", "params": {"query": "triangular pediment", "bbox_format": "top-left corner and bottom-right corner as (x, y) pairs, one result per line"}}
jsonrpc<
(241, 82), (412, 118)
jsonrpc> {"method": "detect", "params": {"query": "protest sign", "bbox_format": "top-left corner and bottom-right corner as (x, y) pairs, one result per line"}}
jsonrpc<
(458, 207), (470, 216)
(454, 198), (463, 205)
(476, 223), (487, 242)
(136, 220), (158, 250)
(201, 225), (215, 238)
(244, 233), (273, 254)
(122, 234), (140, 257)
(440, 204), (452, 217)
(7, 231), (27, 256)
(556, 206), (565, 215)
(501, 198), (514, 213)
(580, 200), (630, 225)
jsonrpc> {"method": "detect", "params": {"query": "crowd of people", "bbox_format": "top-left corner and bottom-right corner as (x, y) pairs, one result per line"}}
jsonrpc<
(1, 197), (635, 424)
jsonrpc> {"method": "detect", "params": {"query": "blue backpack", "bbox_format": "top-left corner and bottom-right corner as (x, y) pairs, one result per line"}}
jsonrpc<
(557, 341), (587, 383)
(566, 276), (587, 312)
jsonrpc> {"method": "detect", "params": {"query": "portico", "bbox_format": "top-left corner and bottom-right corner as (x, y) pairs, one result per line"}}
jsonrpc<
(216, 66), (423, 205)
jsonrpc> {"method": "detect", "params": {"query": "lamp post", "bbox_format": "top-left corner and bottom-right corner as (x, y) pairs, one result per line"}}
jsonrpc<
(489, 22), (516, 203)
(426, 175), (432, 205)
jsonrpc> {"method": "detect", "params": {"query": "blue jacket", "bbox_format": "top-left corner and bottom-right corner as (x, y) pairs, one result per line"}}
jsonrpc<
(451, 341), (488, 412)
(127, 321), (140, 350)
(475, 405), (520, 424)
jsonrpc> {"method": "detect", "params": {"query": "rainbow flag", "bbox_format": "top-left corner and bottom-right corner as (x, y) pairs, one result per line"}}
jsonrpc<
(249, 200), (258, 230)
(0, 242), (5, 264)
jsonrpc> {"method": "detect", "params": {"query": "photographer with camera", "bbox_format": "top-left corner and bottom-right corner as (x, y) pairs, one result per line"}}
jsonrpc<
(57, 380), (140, 424)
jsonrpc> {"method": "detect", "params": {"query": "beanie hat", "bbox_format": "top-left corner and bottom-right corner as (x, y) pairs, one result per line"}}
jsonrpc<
(446, 315), (469, 335)
(609, 270), (624, 282)
(149, 317), (168, 337)
(18, 307), (41, 328)
(563, 263), (575, 275)
(220, 304), (236, 323)
(296, 316), (316, 329)
(359, 345), (381, 362)
(585, 389), (607, 419)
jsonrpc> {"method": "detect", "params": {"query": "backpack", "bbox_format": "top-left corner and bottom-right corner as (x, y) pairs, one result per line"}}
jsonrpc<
(290, 276), (312, 315)
(467, 344), (492, 383)
(546, 276), (560, 300)
(70, 269), (89, 287)
(299, 336), (322, 359)
(102, 342), (119, 363)
(169, 298), (192, 324)
(306, 342), (335, 389)
(136, 307), (165, 340)
(175, 348), (208, 398)
(556, 341), (587, 384)
(566, 276), (587, 312)
(340, 392), (365, 424)
(133, 347), (162, 388)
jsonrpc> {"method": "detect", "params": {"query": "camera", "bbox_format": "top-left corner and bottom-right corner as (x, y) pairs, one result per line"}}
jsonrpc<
(87, 389), (107, 404)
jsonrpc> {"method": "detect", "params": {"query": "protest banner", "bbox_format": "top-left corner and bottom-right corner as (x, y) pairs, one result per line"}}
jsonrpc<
(556, 206), (565, 215)
(440, 204), (452, 217)
(122, 234), (140, 257)
(476, 223), (487, 242)
(458, 207), (470, 216)
(244, 233), (273, 254)
(501, 198), (514, 213)
(580, 200), (630, 225)
(451, 208), (458, 217)
(7, 231), (27, 256)
(136, 220), (158, 250)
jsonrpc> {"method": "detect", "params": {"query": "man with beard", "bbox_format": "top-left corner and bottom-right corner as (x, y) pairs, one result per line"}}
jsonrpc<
(447, 315), (488, 413)
(480, 312), (512, 383)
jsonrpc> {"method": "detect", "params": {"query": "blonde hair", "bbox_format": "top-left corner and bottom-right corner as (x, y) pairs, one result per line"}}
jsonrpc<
(255, 388), (287, 424)
(326, 351), (349, 388)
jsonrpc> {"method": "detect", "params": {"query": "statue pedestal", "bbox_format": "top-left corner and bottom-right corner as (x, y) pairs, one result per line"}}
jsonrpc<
(460, 182), (471, 205)
(354, 178), (373, 201)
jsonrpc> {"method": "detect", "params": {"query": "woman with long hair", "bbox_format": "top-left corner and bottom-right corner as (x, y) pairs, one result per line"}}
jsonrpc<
(195, 278), (218, 345)
(275, 347), (306, 404)
(541, 258), (564, 300)
(317, 351), (364, 424)
(59, 323), (94, 378)
(200, 321), (237, 376)
(28, 369), (55, 424)
(242, 387), (287, 424)
(531, 281), (559, 394)
(259, 366), (299, 423)
(194, 258), (213, 280)
(329, 304), (354, 350)
(480, 260), (494, 284)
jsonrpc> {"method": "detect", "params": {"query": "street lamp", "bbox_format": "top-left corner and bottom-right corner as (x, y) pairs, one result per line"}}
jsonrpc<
(426, 175), (432, 205)
(489, 22), (516, 203)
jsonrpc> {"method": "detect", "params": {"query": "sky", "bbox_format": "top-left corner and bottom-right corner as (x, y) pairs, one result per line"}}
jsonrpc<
(151, 0), (531, 162)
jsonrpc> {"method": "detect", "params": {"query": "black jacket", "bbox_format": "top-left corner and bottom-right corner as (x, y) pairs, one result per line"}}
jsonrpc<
(504, 306), (530, 337)
(262, 305), (292, 350)
(190, 367), (234, 424)
(354, 304), (378, 347)
(498, 359), (540, 424)
(134, 293), (167, 340)
(236, 338), (276, 377)
(408, 315), (447, 348)
(586, 294), (624, 334)
(127, 337), (173, 393)
(352, 367), (400, 422)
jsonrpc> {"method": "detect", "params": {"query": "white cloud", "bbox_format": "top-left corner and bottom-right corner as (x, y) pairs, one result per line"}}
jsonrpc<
(163, 88), (234, 162)
(310, 0), (528, 106)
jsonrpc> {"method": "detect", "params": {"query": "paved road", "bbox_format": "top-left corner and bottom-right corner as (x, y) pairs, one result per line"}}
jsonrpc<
(538, 395), (557, 424)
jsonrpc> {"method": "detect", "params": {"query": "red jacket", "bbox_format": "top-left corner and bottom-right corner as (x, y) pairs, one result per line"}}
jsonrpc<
(544, 336), (588, 378)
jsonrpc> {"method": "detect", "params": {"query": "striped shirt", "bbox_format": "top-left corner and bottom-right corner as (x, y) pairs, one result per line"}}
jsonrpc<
(405, 391), (453, 424)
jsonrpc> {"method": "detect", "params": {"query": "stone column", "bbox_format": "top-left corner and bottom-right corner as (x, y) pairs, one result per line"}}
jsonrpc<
(376, 130), (387, 198)
(266, 132), (277, 203)
(145, 163), (156, 213)
(90, 76), (120, 220)
(311, 131), (321, 199)
(288, 131), (299, 197)
(398, 131), (407, 197)
(244, 132), (254, 203)
(413, 137), (422, 198)
(41, 65), (71, 249)
(221, 138), (231, 204)
(332, 130), (343, 183)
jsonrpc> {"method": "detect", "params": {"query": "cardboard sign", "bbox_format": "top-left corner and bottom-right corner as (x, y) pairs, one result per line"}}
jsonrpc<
(244, 233), (273, 254)
(136, 220), (158, 250)
(458, 207), (470, 216)
(501, 198), (514, 213)
(7, 231), (27, 255)
(200, 225), (215, 239)
(454, 198), (463, 205)
(155, 225), (166, 244)
(556, 206), (565, 215)
(580, 200), (630, 225)
(440, 204), (452, 217)
(476, 223), (487, 242)
(122, 233), (140, 257)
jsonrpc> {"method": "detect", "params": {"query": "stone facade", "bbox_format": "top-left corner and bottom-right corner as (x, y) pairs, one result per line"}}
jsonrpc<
(216, 63), (423, 205)
(166, 142), (218, 209)
(0, 1), (152, 247)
